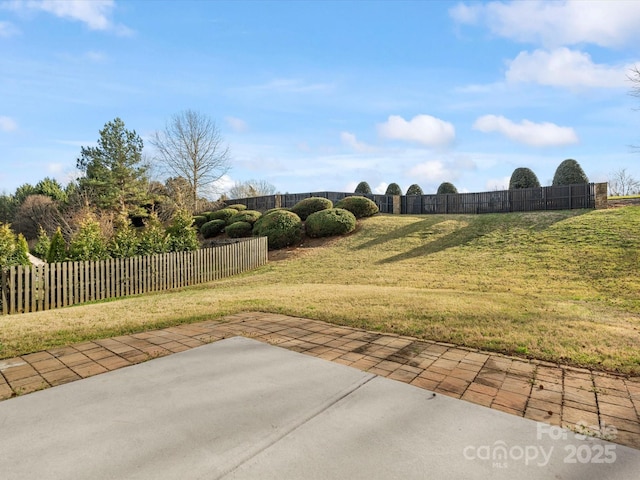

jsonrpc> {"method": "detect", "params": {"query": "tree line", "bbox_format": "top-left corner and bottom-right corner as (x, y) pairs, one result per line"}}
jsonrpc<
(0, 111), (235, 268)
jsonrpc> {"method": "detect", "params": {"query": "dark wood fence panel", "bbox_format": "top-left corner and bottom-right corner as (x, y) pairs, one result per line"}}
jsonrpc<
(230, 184), (595, 215)
(1, 237), (268, 315)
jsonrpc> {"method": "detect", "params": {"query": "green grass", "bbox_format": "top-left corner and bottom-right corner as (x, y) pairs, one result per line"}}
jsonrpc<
(609, 195), (640, 200)
(1, 207), (639, 374)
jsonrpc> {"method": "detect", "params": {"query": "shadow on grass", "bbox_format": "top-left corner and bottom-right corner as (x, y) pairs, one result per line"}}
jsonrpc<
(366, 210), (588, 264)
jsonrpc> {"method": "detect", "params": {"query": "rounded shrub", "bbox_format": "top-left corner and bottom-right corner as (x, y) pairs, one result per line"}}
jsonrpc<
(227, 204), (247, 211)
(552, 159), (589, 186)
(305, 208), (356, 238)
(253, 210), (303, 249)
(334, 196), (379, 219)
(225, 221), (253, 238)
(437, 182), (458, 194)
(193, 215), (209, 229)
(354, 181), (372, 194)
(207, 208), (237, 224)
(406, 184), (423, 195)
(229, 210), (262, 225)
(263, 207), (289, 216)
(509, 167), (541, 189)
(385, 183), (402, 195)
(290, 197), (333, 220)
(200, 219), (226, 238)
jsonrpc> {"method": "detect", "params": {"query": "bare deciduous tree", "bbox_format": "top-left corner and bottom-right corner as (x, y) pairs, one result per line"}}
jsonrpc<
(228, 179), (277, 199)
(629, 66), (640, 100)
(13, 195), (73, 240)
(609, 168), (640, 196)
(151, 110), (231, 212)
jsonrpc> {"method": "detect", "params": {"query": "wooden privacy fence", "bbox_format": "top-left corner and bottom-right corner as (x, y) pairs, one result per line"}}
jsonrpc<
(232, 191), (397, 214)
(402, 183), (596, 214)
(0, 237), (268, 315)
(228, 183), (599, 215)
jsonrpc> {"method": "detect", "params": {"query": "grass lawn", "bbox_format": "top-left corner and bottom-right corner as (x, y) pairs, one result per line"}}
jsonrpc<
(1, 206), (639, 374)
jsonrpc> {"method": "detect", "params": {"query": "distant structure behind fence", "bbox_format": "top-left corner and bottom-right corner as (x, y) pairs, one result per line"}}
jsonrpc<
(228, 183), (600, 215)
(1, 237), (268, 315)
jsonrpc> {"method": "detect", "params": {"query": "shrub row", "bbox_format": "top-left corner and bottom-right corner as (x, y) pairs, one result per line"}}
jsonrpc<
(197, 197), (378, 249)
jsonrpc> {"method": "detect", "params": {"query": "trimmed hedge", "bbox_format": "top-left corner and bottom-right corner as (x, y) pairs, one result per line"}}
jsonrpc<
(552, 159), (589, 186)
(207, 208), (237, 224)
(200, 219), (226, 238)
(193, 215), (209, 229)
(406, 184), (423, 195)
(229, 210), (262, 225)
(355, 181), (372, 194)
(385, 183), (402, 195)
(305, 208), (356, 238)
(509, 167), (541, 189)
(253, 210), (303, 249)
(227, 204), (248, 211)
(437, 182), (458, 194)
(226, 221), (253, 238)
(334, 196), (379, 219)
(290, 197), (333, 220)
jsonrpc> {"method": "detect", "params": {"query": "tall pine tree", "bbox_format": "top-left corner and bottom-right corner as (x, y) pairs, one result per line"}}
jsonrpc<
(77, 118), (149, 215)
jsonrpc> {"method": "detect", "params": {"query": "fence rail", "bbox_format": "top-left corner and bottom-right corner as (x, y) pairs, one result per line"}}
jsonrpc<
(1, 237), (268, 315)
(229, 183), (597, 215)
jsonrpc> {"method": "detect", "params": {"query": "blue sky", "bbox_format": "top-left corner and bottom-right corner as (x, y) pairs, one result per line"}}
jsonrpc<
(1, 0), (639, 197)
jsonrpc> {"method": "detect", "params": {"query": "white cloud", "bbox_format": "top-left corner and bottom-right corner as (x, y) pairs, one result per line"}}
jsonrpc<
(225, 116), (248, 133)
(473, 114), (578, 147)
(408, 160), (455, 183)
(485, 176), (511, 191)
(8, 0), (131, 34)
(0, 20), (19, 37)
(209, 174), (235, 197)
(340, 131), (375, 153)
(373, 182), (388, 195)
(344, 181), (358, 193)
(377, 114), (455, 147)
(506, 48), (632, 88)
(451, 0), (640, 48)
(0, 116), (18, 132)
(47, 162), (63, 174)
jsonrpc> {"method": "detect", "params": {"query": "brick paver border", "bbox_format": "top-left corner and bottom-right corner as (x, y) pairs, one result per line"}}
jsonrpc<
(0, 312), (638, 449)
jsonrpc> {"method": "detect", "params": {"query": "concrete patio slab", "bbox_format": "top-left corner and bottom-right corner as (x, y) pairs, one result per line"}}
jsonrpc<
(0, 337), (638, 479)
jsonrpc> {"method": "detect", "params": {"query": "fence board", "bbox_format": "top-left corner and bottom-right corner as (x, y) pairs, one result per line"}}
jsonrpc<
(0, 237), (268, 315)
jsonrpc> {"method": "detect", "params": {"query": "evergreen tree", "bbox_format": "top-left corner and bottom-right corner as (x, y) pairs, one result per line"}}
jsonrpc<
(354, 181), (372, 194)
(47, 228), (67, 263)
(552, 159), (589, 185)
(0, 223), (30, 267)
(509, 167), (541, 189)
(137, 214), (168, 256)
(35, 177), (68, 203)
(437, 182), (458, 194)
(0, 194), (16, 223)
(385, 183), (402, 195)
(68, 218), (109, 261)
(406, 184), (423, 195)
(14, 234), (30, 266)
(166, 209), (199, 252)
(33, 227), (51, 259)
(108, 214), (140, 258)
(77, 118), (149, 214)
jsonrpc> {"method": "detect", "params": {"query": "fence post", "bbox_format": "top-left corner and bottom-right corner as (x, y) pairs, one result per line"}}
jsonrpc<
(392, 195), (401, 214)
(595, 182), (607, 209)
(1, 268), (7, 315)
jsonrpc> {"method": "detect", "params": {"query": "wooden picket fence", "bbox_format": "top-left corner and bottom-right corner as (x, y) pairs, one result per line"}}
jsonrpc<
(0, 237), (268, 315)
